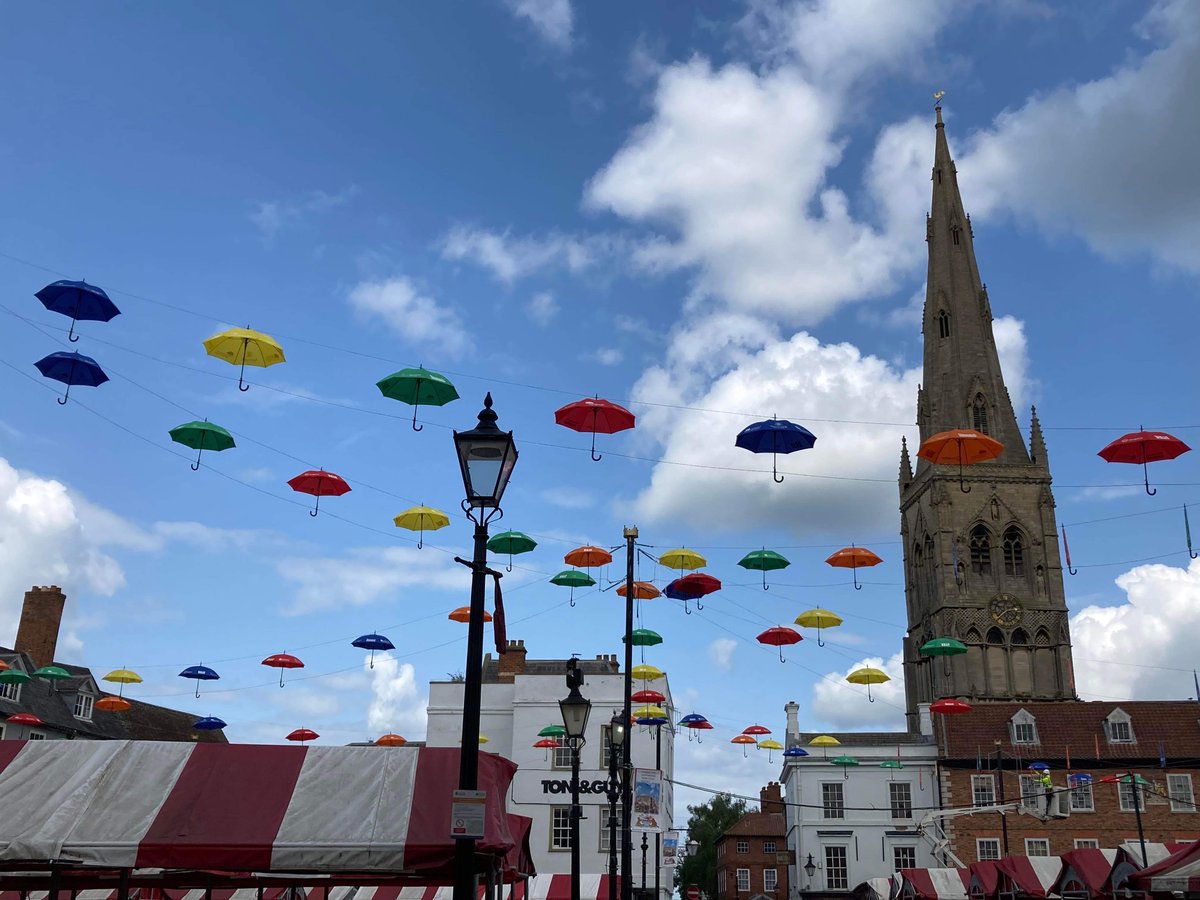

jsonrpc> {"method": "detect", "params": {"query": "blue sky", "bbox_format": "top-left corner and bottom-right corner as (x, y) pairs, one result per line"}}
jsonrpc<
(2, 0), (1200, 804)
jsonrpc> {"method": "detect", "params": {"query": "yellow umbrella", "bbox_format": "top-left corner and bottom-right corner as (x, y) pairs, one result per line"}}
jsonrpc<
(758, 738), (784, 762)
(809, 733), (840, 758)
(633, 705), (667, 719)
(631, 664), (664, 681)
(659, 548), (706, 571)
(203, 327), (285, 391)
(102, 668), (142, 699)
(393, 505), (451, 549)
(846, 667), (891, 702)
(794, 609), (843, 647)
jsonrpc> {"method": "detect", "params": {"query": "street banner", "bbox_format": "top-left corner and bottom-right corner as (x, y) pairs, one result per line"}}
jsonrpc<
(663, 830), (680, 866)
(631, 767), (665, 832)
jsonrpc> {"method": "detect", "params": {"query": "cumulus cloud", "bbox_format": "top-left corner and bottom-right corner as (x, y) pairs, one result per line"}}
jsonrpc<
(709, 638), (737, 672)
(992, 315), (1032, 412)
(811, 652), (907, 729)
(347, 277), (470, 356)
(251, 186), (357, 242)
(440, 226), (618, 283)
(276, 546), (464, 615)
(527, 291), (559, 325)
(366, 653), (428, 736)
(500, 0), (574, 49)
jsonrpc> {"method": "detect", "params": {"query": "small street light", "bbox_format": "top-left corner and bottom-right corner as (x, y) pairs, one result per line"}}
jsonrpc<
(607, 713), (627, 900)
(804, 853), (817, 878)
(685, 838), (699, 858)
(454, 392), (518, 510)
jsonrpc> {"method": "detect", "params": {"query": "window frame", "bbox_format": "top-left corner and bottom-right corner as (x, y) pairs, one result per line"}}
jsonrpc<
(1118, 780), (1144, 812)
(0, 681), (20, 702)
(1070, 780), (1095, 812)
(972, 774), (996, 807)
(824, 846), (849, 891)
(1074, 839), (1100, 850)
(1019, 774), (1042, 810)
(822, 781), (845, 820)
(1010, 710), (1039, 745)
(598, 806), (614, 853)
(889, 781), (914, 820)
(1025, 838), (1051, 857)
(764, 868), (778, 892)
(736, 868), (750, 893)
(74, 691), (94, 721)
(552, 743), (573, 769)
(969, 525), (992, 576)
(763, 840), (776, 854)
(600, 725), (614, 769)
(549, 806), (572, 851)
(977, 839), (1001, 861)
(893, 846), (917, 871)
(1106, 710), (1135, 744)
(736, 839), (749, 854)
(27, 731), (45, 741)
(1168, 774), (1195, 813)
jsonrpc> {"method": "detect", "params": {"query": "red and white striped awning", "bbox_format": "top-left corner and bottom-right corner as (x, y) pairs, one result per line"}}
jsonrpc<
(368, 878), (620, 900)
(897, 868), (969, 900)
(1051, 848), (1118, 897)
(994, 857), (1062, 898)
(0, 740), (519, 878)
(1130, 840), (1200, 893)
(966, 860), (1000, 899)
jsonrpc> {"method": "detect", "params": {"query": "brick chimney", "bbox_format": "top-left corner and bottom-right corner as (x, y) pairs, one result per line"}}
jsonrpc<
(759, 781), (784, 815)
(14, 585), (66, 669)
(497, 639), (527, 681)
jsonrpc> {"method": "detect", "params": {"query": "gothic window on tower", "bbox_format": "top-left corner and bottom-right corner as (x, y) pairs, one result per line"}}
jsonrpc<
(970, 525), (993, 576)
(1003, 528), (1025, 577)
(912, 542), (924, 602)
(971, 393), (989, 434)
(952, 225), (961, 246)
(1011, 628), (1028, 646)
(986, 627), (1004, 644)
(937, 309), (950, 338)
(923, 534), (936, 597)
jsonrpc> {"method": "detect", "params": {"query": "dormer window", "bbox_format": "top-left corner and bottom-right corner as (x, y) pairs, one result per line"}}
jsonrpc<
(0, 681), (20, 703)
(1106, 709), (1135, 744)
(937, 310), (951, 339)
(74, 691), (94, 721)
(1010, 709), (1038, 745)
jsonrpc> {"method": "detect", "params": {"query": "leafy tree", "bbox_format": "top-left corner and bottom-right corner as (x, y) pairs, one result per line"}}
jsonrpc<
(674, 793), (749, 899)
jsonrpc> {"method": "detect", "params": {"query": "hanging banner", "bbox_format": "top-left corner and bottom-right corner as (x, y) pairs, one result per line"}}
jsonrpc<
(631, 768), (665, 832)
(663, 830), (681, 866)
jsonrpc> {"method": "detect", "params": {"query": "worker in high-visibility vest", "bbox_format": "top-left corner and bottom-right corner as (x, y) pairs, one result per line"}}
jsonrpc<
(1041, 769), (1054, 814)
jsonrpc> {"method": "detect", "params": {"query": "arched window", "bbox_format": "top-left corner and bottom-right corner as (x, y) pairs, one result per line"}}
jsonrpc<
(986, 627), (1004, 645)
(937, 310), (950, 338)
(969, 525), (992, 576)
(912, 542), (924, 601)
(1011, 628), (1028, 646)
(1003, 527), (1025, 577)
(964, 627), (982, 643)
(1035, 628), (1051, 647)
(971, 393), (989, 434)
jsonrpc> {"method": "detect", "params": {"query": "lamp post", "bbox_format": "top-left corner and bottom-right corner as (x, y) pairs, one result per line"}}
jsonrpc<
(607, 713), (627, 900)
(620, 527), (638, 900)
(561, 658), (592, 900)
(804, 853), (817, 885)
(451, 393), (518, 900)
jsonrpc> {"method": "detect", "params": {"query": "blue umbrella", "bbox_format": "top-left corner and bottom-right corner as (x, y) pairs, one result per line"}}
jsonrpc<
(34, 351), (109, 404)
(35, 280), (120, 342)
(663, 578), (704, 600)
(179, 664), (220, 698)
(193, 716), (227, 731)
(735, 418), (817, 483)
(1027, 761), (1051, 772)
(352, 632), (395, 669)
(784, 746), (810, 758)
(637, 716), (670, 727)
(1068, 773), (1092, 784)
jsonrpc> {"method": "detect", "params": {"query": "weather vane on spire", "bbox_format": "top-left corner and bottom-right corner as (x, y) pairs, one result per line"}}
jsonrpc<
(933, 90), (946, 107)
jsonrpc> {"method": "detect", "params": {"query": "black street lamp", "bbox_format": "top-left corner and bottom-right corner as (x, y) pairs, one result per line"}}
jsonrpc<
(607, 712), (627, 900)
(451, 393), (518, 900)
(804, 853), (817, 879)
(561, 658), (592, 900)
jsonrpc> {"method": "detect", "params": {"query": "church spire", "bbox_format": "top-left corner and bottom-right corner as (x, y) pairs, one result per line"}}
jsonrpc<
(921, 107), (1029, 465)
(899, 435), (913, 491)
(1029, 405), (1049, 469)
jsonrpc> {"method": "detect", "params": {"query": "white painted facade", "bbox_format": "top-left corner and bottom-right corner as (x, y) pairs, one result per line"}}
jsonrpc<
(780, 702), (941, 899)
(427, 654), (674, 900)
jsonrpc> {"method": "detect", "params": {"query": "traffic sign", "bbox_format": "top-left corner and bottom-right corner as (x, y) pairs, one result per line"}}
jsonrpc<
(687, 886), (701, 900)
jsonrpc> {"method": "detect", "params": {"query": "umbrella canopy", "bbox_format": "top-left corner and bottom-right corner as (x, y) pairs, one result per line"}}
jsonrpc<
(34, 351), (108, 404)
(262, 653), (305, 687)
(203, 327), (285, 391)
(286, 728), (319, 743)
(679, 713), (709, 726)
(393, 505), (450, 548)
(6, 712), (42, 726)
(35, 279), (120, 341)
(102, 668), (143, 684)
(95, 696), (131, 713)
(738, 548), (791, 589)
(783, 746), (810, 758)
(847, 667), (891, 701)
(735, 417), (817, 482)
(376, 366), (459, 431)
(809, 735), (840, 746)
(631, 689), (666, 704)
(564, 545), (613, 567)
(169, 420), (236, 471)
(759, 739), (784, 750)
(554, 397), (636, 461)
(880, 759), (904, 769)
(633, 705), (667, 719)
(33, 665), (71, 680)
(550, 570), (596, 588)
(533, 738), (560, 749)
(538, 724), (567, 738)
(375, 733), (408, 747)
(0, 660), (7, 670)
(677, 572), (721, 595)
(917, 428), (1005, 493)
(487, 530), (538, 571)
(351, 632), (394, 669)
(920, 637), (968, 657)
(1099, 429), (1192, 495)
(930, 698), (973, 715)
(1027, 761), (1051, 772)
(794, 608), (843, 647)
(825, 546), (884, 590)
(288, 469), (351, 516)
(179, 664), (220, 698)
(638, 716), (670, 727)
(0, 669), (31, 685)
(757, 626), (803, 661)
(742, 724), (772, 736)
(449, 606), (493, 623)
(617, 580), (661, 599)
(659, 548), (707, 571)
(731, 734), (757, 756)
(632, 664), (664, 681)
(193, 716), (227, 731)
(628, 628), (664, 647)
(831, 754), (860, 767)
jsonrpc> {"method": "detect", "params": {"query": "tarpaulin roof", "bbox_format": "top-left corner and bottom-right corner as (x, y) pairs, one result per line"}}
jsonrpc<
(994, 857), (1062, 898)
(1129, 840), (1200, 893)
(1051, 849), (1118, 897)
(897, 868), (969, 900)
(967, 861), (1001, 899)
(0, 740), (521, 881)
(371, 877), (621, 900)
(1119, 840), (1192, 868)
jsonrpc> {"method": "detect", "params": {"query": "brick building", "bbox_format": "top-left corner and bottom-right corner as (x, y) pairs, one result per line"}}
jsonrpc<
(716, 783), (790, 900)
(939, 701), (1200, 864)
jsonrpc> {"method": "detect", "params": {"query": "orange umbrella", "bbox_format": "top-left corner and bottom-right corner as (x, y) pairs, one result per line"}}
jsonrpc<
(731, 734), (757, 757)
(917, 429), (1004, 493)
(375, 733), (407, 746)
(449, 607), (493, 623)
(565, 545), (613, 567)
(96, 696), (131, 713)
(825, 546), (883, 591)
(617, 580), (661, 600)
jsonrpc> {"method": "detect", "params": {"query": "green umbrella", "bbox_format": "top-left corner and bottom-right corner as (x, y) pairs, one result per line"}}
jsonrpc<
(538, 724), (567, 738)
(920, 637), (968, 657)
(33, 665), (72, 680)
(0, 669), (31, 685)
(487, 530), (538, 572)
(831, 754), (859, 778)
(880, 759), (904, 769)
(737, 549), (791, 590)
(627, 628), (664, 647)
(551, 569), (595, 607)
(169, 419), (236, 471)
(376, 367), (459, 432)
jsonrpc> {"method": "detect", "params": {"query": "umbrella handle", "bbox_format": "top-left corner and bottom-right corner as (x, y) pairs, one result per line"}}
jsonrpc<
(778, 646), (786, 664)
(590, 428), (602, 463)
(696, 598), (704, 611)
(68, 318), (80, 342)
(279, 669), (286, 688)
(506, 554), (514, 573)
(1142, 459), (1156, 496)
(369, 649), (375, 670)
(773, 453), (784, 484)
(194, 681), (201, 699)
(239, 339), (250, 391)
(683, 599), (692, 615)
(569, 588), (576, 608)
(763, 569), (769, 591)
(853, 568), (862, 591)
(192, 448), (203, 472)
(417, 531), (424, 550)
(868, 685), (876, 702)
(817, 630), (826, 648)
(310, 494), (320, 517)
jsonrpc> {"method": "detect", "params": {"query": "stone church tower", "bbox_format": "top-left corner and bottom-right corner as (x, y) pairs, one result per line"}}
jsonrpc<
(899, 107), (1077, 729)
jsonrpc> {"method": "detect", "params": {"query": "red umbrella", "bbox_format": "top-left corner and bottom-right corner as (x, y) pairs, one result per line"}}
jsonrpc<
(631, 689), (666, 704)
(287, 469), (351, 516)
(262, 652), (304, 687)
(825, 546), (883, 591)
(742, 724), (772, 736)
(1098, 428), (1191, 495)
(7, 712), (41, 726)
(757, 626), (803, 662)
(286, 728), (319, 743)
(678, 573), (721, 596)
(930, 698), (973, 715)
(555, 397), (636, 462)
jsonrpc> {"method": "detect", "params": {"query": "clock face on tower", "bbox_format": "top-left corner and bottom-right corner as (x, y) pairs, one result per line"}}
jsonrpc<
(989, 594), (1024, 627)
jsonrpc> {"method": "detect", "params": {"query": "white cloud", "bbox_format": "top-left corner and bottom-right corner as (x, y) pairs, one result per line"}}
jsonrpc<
(440, 226), (616, 283)
(276, 545), (464, 615)
(709, 638), (737, 672)
(347, 277), (471, 356)
(251, 186), (357, 242)
(540, 486), (595, 510)
(811, 652), (907, 729)
(1071, 558), (1200, 701)
(500, 0), (574, 49)
(366, 653), (428, 736)
(992, 315), (1031, 412)
(590, 347), (624, 366)
(527, 291), (559, 325)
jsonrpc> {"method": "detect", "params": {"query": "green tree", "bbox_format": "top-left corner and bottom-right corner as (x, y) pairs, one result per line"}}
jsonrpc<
(674, 793), (749, 899)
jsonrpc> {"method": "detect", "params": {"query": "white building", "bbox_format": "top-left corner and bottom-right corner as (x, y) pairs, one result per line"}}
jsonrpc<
(780, 702), (941, 900)
(426, 639), (675, 900)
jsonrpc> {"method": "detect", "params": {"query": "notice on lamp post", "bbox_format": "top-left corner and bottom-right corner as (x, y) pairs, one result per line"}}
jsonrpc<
(631, 768), (664, 832)
(663, 830), (680, 866)
(451, 789), (486, 839)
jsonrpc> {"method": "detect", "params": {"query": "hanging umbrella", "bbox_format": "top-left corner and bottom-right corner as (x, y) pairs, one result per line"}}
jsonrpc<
(920, 637), (968, 657)
(659, 548), (707, 571)
(564, 545), (613, 567)
(809, 735), (840, 758)
(617, 581), (661, 600)
(757, 626), (803, 662)
(638, 716), (670, 728)
(930, 698), (973, 715)
(376, 366), (460, 432)
(478, 735), (490, 744)
(847, 667), (891, 702)
(487, 530), (538, 572)
(533, 737), (560, 761)
(631, 689), (666, 704)
(825, 546), (883, 590)
(628, 628), (663, 647)
(352, 632), (395, 669)
(286, 728), (319, 743)
(743, 724), (772, 737)
(731, 734), (758, 757)
(917, 428), (1004, 493)
(95, 696), (131, 713)
(35, 279), (121, 342)
(0, 660), (7, 671)
(1068, 773), (1093, 785)
(169, 420), (236, 471)
(393, 505), (450, 549)
(1027, 761), (1051, 772)
(735, 417), (817, 483)
(262, 652), (304, 687)
(550, 569), (596, 606)
(179, 664), (220, 698)
(449, 606), (493, 623)
(677, 713), (709, 742)
(7, 712), (42, 726)
(794, 609), (843, 647)
(667, 572), (721, 614)
(34, 351), (108, 404)
(203, 326), (285, 392)
(1098, 428), (1191, 496)
(879, 759), (905, 780)
(101, 668), (143, 699)
(783, 746), (810, 759)
(831, 754), (860, 778)
(632, 664), (664, 681)
(738, 549), (791, 589)
(555, 397), (636, 462)
(288, 469), (351, 517)
(634, 705), (668, 719)
(538, 724), (567, 738)
(33, 665), (71, 681)
(759, 739), (784, 762)
(376, 733), (408, 747)
(194, 716), (227, 731)
(0, 669), (31, 685)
